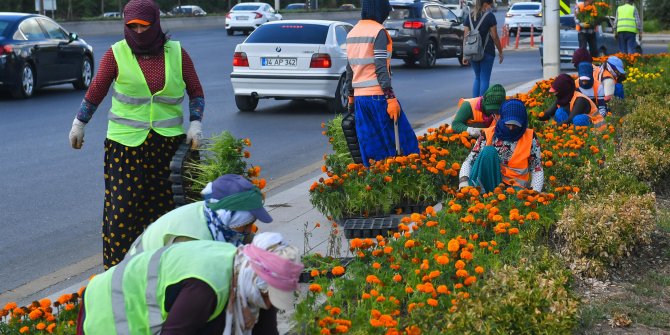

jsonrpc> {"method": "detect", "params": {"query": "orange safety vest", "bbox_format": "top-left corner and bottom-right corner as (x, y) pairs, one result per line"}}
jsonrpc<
(483, 127), (534, 189)
(565, 91), (606, 131)
(346, 20), (392, 96)
(458, 97), (492, 128)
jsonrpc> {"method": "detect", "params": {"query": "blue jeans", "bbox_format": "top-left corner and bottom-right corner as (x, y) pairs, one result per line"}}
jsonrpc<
(617, 32), (637, 54)
(471, 53), (495, 97)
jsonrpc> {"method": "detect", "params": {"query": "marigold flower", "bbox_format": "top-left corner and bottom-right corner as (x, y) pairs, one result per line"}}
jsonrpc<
(19, 326), (29, 334)
(455, 260), (466, 270)
(427, 298), (438, 307)
(456, 269), (468, 278)
(46, 323), (56, 334)
(447, 239), (460, 252)
(475, 266), (485, 274)
(36, 323), (46, 330)
(393, 274), (402, 282)
(436, 255), (449, 265)
(331, 266), (345, 276)
(321, 328), (331, 335)
(404, 240), (416, 248)
(309, 284), (323, 293)
(3, 302), (17, 311)
(405, 287), (414, 294)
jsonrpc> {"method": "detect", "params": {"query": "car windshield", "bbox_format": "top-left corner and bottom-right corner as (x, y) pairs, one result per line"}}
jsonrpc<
(245, 23), (329, 44)
(233, 4), (262, 11)
(511, 4), (540, 10)
(560, 16), (576, 29)
(389, 7), (413, 19)
(0, 20), (10, 35)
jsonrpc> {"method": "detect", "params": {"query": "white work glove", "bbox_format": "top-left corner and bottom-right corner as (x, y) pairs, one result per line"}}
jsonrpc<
(69, 118), (86, 149)
(466, 127), (482, 138)
(186, 120), (203, 149)
(458, 178), (470, 190)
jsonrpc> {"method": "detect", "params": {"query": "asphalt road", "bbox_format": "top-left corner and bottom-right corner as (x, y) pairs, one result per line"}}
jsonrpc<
(0, 11), (665, 304)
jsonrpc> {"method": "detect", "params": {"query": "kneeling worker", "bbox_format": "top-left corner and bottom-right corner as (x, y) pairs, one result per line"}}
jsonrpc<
(451, 84), (507, 138)
(539, 74), (605, 131)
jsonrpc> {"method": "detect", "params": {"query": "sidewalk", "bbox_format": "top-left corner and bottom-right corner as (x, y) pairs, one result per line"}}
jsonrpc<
(36, 78), (540, 334)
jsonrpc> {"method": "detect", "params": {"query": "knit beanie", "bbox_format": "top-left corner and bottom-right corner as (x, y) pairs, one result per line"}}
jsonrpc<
(571, 48), (592, 68)
(361, 0), (392, 24)
(551, 74), (576, 106)
(481, 84), (506, 115)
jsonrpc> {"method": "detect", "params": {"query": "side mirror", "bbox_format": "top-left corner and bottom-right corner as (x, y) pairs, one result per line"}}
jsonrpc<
(68, 32), (78, 42)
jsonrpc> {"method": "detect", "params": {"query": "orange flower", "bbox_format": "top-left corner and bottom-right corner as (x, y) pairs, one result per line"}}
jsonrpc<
(464, 276), (477, 286)
(309, 284), (323, 293)
(427, 298), (438, 307)
(36, 323), (47, 330)
(311, 269), (320, 277)
(456, 269), (468, 278)
(46, 323), (56, 334)
(19, 326), (29, 334)
(475, 266), (485, 274)
(455, 260), (466, 270)
(447, 239), (460, 252)
(331, 266), (345, 276)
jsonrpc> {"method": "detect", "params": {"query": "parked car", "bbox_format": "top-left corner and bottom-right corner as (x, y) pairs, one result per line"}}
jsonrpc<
(168, 5), (207, 16)
(538, 15), (640, 65)
(0, 13), (94, 98)
(384, 0), (466, 68)
(284, 3), (307, 10)
(504, 2), (542, 34)
(230, 20), (352, 112)
(339, 4), (357, 10)
(102, 11), (121, 18)
(226, 3), (282, 36)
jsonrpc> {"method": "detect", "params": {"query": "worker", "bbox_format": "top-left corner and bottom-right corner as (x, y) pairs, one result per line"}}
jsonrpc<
(575, 0), (598, 57)
(539, 74), (606, 131)
(451, 84), (506, 138)
(614, 0), (642, 54)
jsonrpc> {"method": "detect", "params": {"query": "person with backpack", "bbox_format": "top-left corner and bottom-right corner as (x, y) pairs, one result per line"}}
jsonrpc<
(462, 0), (504, 98)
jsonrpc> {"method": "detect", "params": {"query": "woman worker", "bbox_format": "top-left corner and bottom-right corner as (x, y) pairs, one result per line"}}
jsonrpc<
(539, 74), (605, 131)
(451, 84), (507, 138)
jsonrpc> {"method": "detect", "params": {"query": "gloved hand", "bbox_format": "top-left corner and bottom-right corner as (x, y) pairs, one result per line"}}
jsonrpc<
(387, 98), (400, 121)
(69, 118), (86, 149)
(458, 180), (470, 190)
(186, 120), (203, 149)
(466, 127), (482, 138)
(348, 96), (354, 114)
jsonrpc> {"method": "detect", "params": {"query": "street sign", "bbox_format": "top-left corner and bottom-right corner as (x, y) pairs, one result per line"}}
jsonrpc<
(35, 0), (57, 11)
(559, 0), (571, 15)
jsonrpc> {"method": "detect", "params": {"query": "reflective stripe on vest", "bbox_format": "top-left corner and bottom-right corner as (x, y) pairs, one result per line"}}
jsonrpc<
(616, 4), (638, 33)
(83, 241), (234, 335)
(108, 40), (186, 147)
(459, 97), (489, 128)
(346, 20), (392, 96)
(484, 127), (534, 188)
(570, 91), (606, 131)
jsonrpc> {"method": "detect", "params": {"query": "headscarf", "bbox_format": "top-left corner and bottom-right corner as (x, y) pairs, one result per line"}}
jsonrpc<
(494, 99), (528, 142)
(571, 48), (592, 69)
(224, 233), (303, 335)
(578, 62), (594, 89)
(481, 84), (506, 115)
(123, 0), (167, 55)
(361, 0), (392, 24)
(551, 74), (576, 107)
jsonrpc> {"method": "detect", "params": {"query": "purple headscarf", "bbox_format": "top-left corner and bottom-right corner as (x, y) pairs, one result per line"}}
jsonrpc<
(123, 0), (167, 55)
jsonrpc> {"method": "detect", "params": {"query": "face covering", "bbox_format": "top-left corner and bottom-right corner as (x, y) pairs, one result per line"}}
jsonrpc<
(551, 74), (576, 107)
(123, 0), (166, 54)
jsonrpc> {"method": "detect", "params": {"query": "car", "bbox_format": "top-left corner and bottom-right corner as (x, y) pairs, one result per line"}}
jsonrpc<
(226, 3), (282, 36)
(504, 2), (543, 34)
(168, 5), (207, 16)
(230, 20), (352, 112)
(102, 12), (121, 18)
(339, 4), (357, 10)
(538, 15), (641, 65)
(0, 12), (94, 98)
(284, 3), (307, 10)
(384, 0), (466, 68)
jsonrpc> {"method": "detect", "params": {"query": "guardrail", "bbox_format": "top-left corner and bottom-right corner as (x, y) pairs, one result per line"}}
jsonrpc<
(60, 11), (361, 36)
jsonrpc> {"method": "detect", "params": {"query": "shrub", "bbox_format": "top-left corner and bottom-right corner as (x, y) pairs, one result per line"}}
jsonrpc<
(645, 0), (670, 29)
(643, 19), (662, 33)
(445, 249), (579, 334)
(555, 193), (657, 277)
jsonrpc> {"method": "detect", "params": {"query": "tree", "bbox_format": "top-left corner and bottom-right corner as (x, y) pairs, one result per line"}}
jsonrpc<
(646, 0), (670, 28)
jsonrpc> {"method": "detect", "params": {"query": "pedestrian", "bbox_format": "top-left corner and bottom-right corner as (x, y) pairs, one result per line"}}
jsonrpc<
(67, 0), (205, 270)
(458, 99), (544, 193)
(125, 174), (280, 335)
(538, 74), (606, 131)
(575, 0), (598, 57)
(451, 84), (506, 138)
(462, 0), (504, 97)
(75, 233), (303, 335)
(344, 0), (420, 167)
(614, 0), (642, 54)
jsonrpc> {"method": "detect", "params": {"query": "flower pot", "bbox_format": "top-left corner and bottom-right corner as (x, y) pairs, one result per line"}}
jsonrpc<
(342, 217), (401, 239)
(169, 142), (201, 208)
(298, 257), (354, 283)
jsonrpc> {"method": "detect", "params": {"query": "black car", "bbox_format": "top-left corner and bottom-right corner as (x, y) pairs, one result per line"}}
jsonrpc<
(384, 0), (466, 68)
(0, 12), (94, 98)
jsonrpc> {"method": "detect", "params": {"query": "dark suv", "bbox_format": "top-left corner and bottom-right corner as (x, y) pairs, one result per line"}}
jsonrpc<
(384, 0), (466, 68)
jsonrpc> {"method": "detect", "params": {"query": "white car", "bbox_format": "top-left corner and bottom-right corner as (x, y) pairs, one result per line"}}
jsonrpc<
(504, 2), (543, 34)
(230, 20), (353, 112)
(226, 3), (283, 36)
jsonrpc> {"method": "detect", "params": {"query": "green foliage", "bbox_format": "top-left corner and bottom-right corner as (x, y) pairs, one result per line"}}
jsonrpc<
(646, 0), (670, 29)
(643, 19), (662, 32)
(555, 193), (657, 278)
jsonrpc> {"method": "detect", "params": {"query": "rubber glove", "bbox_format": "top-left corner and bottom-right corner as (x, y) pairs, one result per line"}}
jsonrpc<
(69, 118), (86, 149)
(348, 96), (354, 114)
(466, 127), (482, 138)
(387, 98), (400, 121)
(186, 120), (203, 149)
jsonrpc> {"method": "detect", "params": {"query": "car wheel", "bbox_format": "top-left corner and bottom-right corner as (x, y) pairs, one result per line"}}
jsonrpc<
(11, 63), (35, 99)
(73, 56), (93, 90)
(403, 58), (415, 67)
(235, 95), (259, 112)
(419, 40), (436, 68)
(227, 29), (234, 36)
(330, 75), (348, 113)
(598, 47), (607, 57)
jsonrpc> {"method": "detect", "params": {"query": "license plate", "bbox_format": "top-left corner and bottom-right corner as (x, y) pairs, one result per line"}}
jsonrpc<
(236, 16), (249, 20)
(560, 50), (573, 56)
(261, 57), (298, 67)
(388, 29), (397, 37)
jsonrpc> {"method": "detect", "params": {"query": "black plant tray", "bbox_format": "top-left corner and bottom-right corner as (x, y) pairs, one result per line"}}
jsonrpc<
(343, 216), (401, 239)
(169, 142), (201, 208)
(393, 202), (435, 215)
(298, 257), (354, 283)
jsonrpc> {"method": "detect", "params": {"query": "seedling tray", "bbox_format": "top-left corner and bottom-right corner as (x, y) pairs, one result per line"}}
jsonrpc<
(343, 217), (401, 239)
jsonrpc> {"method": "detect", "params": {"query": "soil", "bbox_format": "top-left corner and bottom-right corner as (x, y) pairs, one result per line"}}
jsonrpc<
(575, 197), (670, 334)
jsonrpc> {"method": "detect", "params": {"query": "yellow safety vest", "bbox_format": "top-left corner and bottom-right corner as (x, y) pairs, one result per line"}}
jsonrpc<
(616, 4), (638, 33)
